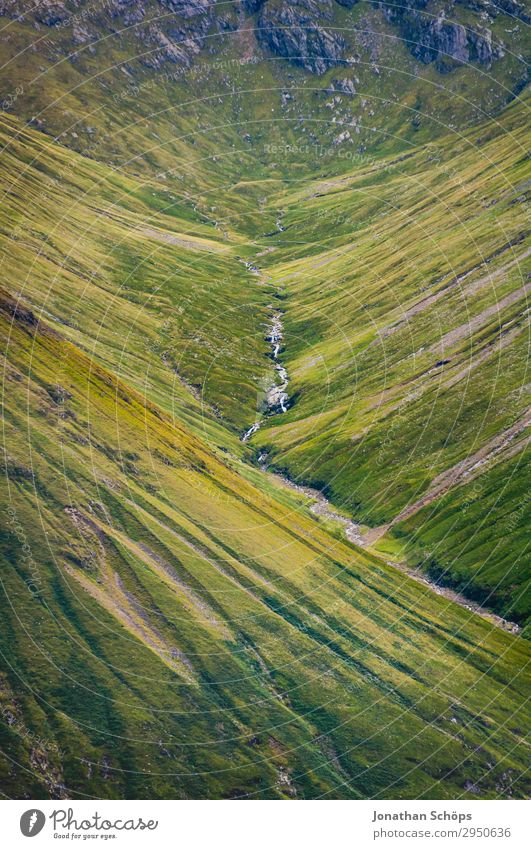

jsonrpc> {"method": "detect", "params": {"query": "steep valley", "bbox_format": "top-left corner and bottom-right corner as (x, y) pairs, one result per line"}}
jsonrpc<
(0, 0), (529, 801)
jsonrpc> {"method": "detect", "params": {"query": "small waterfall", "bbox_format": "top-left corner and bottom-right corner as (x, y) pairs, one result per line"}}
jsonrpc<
(242, 311), (289, 441)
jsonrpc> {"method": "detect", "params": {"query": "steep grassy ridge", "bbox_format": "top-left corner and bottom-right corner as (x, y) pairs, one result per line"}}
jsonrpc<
(252, 96), (530, 624)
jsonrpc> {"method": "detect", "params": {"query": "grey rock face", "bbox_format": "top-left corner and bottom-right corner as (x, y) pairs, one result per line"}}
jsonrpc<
(422, 13), (470, 67)
(327, 77), (357, 94)
(257, 0), (345, 75)
(127, 0), (213, 67)
(106, 0), (145, 19)
(0, 0), (507, 75)
(468, 27), (494, 66)
(33, 1), (69, 26)
(456, 0), (530, 24)
(381, 2), (497, 71)
(159, 0), (210, 17)
(241, 0), (267, 13)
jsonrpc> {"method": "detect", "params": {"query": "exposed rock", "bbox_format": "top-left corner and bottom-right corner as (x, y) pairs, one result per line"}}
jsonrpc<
(0, 0), (509, 75)
(241, 0), (267, 13)
(331, 76), (357, 94)
(430, 13), (470, 70)
(333, 129), (351, 144)
(382, 2), (498, 71)
(122, 5), (146, 26)
(468, 27), (495, 66)
(464, 779), (483, 795)
(257, 0), (346, 75)
(34, 1), (69, 27)
(216, 13), (238, 32)
(72, 23), (94, 45)
(144, 12), (210, 68)
(456, 0), (530, 24)
(159, 0), (210, 16)
(107, 0), (144, 20)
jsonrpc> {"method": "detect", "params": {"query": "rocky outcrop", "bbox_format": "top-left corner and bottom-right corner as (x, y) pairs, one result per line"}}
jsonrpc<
(257, 0), (346, 75)
(113, 0), (213, 67)
(159, 0), (210, 17)
(241, 0), (267, 13)
(33, 1), (69, 27)
(381, 2), (500, 71)
(327, 76), (357, 94)
(468, 27), (495, 66)
(0, 0), (214, 67)
(416, 12), (470, 67)
(0, 0), (508, 75)
(456, 0), (530, 25)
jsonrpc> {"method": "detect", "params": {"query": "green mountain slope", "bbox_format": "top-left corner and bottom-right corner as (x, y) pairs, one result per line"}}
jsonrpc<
(251, 96), (530, 626)
(0, 0), (529, 801)
(0, 0), (528, 195)
(0, 110), (273, 439)
(1, 111), (529, 800)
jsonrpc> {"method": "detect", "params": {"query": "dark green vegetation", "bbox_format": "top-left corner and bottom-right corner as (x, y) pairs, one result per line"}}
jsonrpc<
(0, 0), (529, 799)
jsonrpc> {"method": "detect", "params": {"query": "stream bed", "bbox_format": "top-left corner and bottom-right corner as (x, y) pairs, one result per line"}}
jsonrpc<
(242, 310), (289, 442)
(262, 463), (519, 632)
(239, 259), (519, 633)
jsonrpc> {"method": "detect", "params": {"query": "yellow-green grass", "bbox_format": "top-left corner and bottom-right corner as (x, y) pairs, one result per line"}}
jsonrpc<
(1, 282), (530, 799)
(0, 111), (274, 444)
(0, 20), (529, 797)
(251, 96), (530, 624)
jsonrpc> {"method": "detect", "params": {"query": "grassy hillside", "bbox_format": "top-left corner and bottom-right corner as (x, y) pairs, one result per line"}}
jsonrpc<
(0, 110), (275, 442)
(0, 0), (528, 201)
(2, 276), (530, 801)
(0, 111), (529, 799)
(0, 1), (529, 800)
(251, 95), (530, 626)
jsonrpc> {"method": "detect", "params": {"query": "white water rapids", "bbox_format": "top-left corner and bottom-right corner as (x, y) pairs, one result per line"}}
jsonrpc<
(242, 311), (289, 442)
